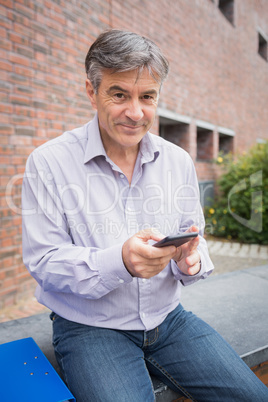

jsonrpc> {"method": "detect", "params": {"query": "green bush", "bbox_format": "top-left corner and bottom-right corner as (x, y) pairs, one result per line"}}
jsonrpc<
(205, 141), (268, 244)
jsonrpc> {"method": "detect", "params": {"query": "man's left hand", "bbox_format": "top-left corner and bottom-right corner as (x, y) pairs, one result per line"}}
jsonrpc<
(173, 226), (201, 276)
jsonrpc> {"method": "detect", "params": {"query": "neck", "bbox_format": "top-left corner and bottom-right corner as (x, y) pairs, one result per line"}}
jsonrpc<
(106, 143), (139, 162)
(99, 129), (141, 183)
(107, 145), (139, 184)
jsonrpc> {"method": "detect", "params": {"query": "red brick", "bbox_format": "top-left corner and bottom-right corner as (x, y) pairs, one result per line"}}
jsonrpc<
(0, 113), (11, 125)
(14, 65), (34, 78)
(0, 0), (13, 8)
(8, 31), (29, 45)
(0, 103), (13, 114)
(9, 53), (31, 67)
(10, 94), (32, 107)
(0, 60), (12, 72)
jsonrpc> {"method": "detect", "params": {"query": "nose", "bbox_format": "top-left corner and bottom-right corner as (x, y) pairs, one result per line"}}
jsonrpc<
(125, 98), (144, 121)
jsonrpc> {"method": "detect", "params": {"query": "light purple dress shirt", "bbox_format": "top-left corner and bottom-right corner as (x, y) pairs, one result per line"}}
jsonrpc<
(22, 113), (214, 331)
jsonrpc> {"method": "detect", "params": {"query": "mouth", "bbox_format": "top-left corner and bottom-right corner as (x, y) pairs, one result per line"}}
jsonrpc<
(116, 122), (145, 131)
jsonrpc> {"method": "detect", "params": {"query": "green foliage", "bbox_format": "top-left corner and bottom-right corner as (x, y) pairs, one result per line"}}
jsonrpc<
(205, 141), (268, 244)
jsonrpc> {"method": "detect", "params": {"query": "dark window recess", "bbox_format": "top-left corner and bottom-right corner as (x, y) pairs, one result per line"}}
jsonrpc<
(160, 118), (190, 153)
(218, 0), (235, 25)
(258, 32), (268, 61)
(197, 127), (213, 161)
(219, 133), (233, 154)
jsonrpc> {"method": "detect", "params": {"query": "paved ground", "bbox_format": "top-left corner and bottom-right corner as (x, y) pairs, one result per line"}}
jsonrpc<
(207, 239), (268, 276)
(0, 239), (267, 323)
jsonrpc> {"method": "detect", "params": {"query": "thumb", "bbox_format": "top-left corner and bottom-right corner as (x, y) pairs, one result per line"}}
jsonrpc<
(137, 228), (165, 243)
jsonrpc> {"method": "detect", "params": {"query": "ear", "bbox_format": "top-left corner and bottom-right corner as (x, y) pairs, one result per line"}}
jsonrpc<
(86, 79), (97, 110)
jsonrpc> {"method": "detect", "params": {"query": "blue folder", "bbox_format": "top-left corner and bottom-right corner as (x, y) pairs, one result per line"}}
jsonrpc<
(0, 337), (75, 402)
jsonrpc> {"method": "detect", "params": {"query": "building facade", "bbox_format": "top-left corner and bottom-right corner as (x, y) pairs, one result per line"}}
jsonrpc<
(1, 0), (268, 308)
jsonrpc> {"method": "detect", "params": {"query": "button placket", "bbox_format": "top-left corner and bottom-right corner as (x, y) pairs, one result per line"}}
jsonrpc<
(138, 277), (151, 329)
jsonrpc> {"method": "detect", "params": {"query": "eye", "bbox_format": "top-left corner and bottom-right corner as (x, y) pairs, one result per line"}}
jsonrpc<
(114, 93), (125, 99)
(143, 95), (153, 100)
(142, 94), (157, 104)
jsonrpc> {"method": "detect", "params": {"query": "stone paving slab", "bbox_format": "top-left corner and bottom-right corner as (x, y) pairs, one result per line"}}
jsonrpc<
(207, 240), (268, 260)
(180, 264), (268, 367)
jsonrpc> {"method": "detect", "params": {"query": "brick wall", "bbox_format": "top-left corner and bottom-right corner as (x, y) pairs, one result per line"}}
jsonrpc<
(0, 0), (268, 307)
(1, 0), (109, 308)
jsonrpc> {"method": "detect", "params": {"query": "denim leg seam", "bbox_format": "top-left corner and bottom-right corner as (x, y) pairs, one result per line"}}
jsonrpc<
(146, 356), (196, 401)
(53, 347), (71, 390)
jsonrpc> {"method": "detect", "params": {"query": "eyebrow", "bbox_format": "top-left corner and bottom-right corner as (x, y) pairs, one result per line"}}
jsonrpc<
(107, 85), (128, 94)
(107, 85), (159, 96)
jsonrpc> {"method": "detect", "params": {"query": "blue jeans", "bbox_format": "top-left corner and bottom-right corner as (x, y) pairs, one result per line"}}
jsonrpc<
(51, 304), (268, 402)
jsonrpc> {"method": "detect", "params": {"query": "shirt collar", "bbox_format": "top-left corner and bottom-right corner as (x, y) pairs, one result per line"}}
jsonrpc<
(84, 112), (160, 165)
(139, 130), (160, 165)
(84, 113), (107, 164)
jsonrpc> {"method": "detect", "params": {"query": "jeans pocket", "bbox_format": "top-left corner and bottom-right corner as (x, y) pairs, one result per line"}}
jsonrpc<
(50, 311), (56, 321)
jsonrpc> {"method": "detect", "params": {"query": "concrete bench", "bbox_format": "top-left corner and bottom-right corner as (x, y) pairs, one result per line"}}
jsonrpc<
(0, 265), (267, 401)
(0, 312), (185, 401)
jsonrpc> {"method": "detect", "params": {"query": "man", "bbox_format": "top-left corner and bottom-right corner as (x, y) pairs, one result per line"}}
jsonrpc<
(22, 30), (268, 401)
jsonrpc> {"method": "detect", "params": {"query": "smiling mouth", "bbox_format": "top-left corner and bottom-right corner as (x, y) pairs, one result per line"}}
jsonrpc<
(117, 122), (145, 129)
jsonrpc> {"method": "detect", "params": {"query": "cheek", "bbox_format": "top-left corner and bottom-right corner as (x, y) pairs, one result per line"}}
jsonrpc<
(110, 105), (129, 121)
(145, 107), (157, 122)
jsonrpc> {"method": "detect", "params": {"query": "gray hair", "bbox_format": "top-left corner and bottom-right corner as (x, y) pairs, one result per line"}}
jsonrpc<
(85, 29), (169, 93)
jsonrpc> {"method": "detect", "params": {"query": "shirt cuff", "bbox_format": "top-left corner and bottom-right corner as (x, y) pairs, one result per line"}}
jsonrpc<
(94, 243), (133, 291)
(170, 249), (210, 286)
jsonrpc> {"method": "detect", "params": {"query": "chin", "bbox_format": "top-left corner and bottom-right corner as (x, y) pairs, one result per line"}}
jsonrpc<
(123, 133), (146, 146)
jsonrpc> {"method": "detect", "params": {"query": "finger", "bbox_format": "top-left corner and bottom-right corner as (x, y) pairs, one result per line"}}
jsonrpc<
(184, 231), (199, 253)
(188, 235), (199, 252)
(187, 260), (201, 276)
(131, 256), (172, 278)
(185, 249), (200, 267)
(185, 225), (199, 234)
(135, 232), (176, 258)
(136, 228), (164, 243)
(136, 244), (177, 265)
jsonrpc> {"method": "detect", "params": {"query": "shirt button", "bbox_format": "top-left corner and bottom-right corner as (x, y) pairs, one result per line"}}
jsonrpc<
(119, 279), (124, 284)
(120, 174), (124, 179)
(142, 312), (146, 318)
(142, 278), (147, 283)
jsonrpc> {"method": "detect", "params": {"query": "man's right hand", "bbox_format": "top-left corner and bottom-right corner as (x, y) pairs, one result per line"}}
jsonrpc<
(122, 229), (177, 279)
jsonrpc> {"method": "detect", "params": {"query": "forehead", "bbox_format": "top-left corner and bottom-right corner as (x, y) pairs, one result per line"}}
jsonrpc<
(99, 68), (161, 92)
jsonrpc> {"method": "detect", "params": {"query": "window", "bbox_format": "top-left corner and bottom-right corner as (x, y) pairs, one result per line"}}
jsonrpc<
(218, 0), (235, 25)
(258, 32), (268, 61)
(159, 117), (190, 153)
(219, 132), (233, 154)
(196, 127), (214, 161)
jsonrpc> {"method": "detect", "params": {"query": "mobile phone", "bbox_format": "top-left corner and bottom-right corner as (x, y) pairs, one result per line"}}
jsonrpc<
(153, 232), (198, 248)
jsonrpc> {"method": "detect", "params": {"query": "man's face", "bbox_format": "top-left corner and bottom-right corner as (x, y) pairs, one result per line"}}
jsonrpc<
(86, 68), (160, 153)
